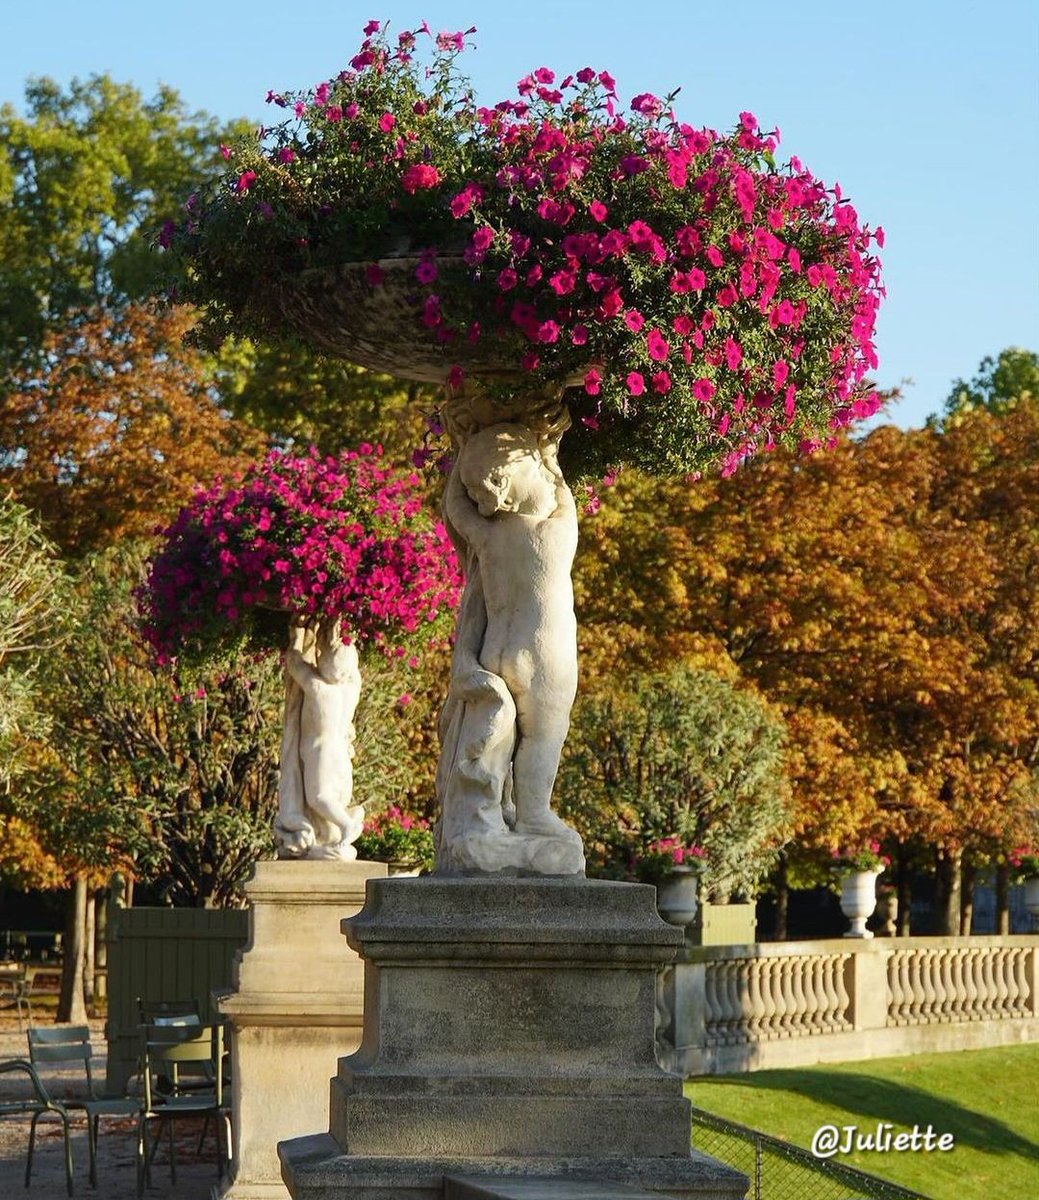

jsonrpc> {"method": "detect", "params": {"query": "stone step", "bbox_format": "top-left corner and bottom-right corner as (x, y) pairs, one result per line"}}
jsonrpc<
(445, 1177), (665, 1199)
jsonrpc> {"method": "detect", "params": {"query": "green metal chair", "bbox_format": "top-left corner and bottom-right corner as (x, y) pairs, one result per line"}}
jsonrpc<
(0, 962), (33, 1031)
(136, 1021), (232, 1198)
(0, 1058), (74, 1196)
(27, 1025), (141, 1188)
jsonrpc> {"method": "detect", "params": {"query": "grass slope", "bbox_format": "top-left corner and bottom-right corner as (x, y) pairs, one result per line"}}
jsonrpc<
(685, 1044), (1039, 1199)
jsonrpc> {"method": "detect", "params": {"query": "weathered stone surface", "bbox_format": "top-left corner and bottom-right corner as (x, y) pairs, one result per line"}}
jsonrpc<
(218, 859), (387, 1200)
(282, 1135), (748, 1200)
(279, 877), (748, 1198)
(445, 1175), (669, 1198)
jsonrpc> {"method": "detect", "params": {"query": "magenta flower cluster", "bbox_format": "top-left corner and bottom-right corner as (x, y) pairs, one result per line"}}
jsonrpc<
(645, 837), (707, 866)
(171, 19), (886, 478)
(139, 445), (462, 664)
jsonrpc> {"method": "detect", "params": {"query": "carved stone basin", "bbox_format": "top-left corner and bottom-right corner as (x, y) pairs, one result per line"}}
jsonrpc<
(267, 257), (524, 383)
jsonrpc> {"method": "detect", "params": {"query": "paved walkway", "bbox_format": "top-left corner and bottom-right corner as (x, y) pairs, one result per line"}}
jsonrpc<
(0, 1016), (222, 1198)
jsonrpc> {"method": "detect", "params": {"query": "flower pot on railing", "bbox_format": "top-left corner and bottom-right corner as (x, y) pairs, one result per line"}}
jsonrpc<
(838, 869), (882, 938)
(656, 866), (700, 929)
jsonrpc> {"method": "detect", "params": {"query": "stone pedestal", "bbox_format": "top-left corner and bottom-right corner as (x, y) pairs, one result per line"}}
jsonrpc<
(217, 859), (388, 1200)
(279, 876), (748, 1199)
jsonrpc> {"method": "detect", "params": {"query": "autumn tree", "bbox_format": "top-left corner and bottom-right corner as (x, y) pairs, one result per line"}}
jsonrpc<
(575, 385), (1039, 934)
(0, 496), (69, 890)
(0, 302), (264, 555)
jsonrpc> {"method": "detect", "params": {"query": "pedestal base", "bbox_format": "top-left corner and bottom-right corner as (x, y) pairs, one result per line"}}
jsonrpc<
(218, 859), (388, 1200)
(279, 877), (747, 1199)
(283, 1134), (747, 1199)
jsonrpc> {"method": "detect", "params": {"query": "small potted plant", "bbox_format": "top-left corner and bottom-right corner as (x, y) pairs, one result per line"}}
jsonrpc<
(634, 838), (706, 928)
(831, 841), (889, 938)
(354, 805), (436, 874)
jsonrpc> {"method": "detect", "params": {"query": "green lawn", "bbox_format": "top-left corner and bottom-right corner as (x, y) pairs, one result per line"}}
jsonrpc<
(685, 1044), (1039, 1200)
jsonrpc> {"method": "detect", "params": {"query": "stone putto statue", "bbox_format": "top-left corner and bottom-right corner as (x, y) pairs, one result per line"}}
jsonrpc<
(435, 395), (586, 876)
(274, 616), (365, 860)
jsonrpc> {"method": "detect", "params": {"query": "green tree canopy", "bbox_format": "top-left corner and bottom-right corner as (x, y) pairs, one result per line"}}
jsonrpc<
(940, 347), (1039, 424)
(0, 74), (249, 386)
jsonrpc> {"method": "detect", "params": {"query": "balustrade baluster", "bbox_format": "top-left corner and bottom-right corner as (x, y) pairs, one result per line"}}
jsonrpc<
(991, 948), (1011, 1018)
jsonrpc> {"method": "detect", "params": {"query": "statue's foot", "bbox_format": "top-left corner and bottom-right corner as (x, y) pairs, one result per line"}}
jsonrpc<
(307, 841), (359, 861)
(513, 810), (583, 844)
(274, 827), (315, 858)
(438, 827), (585, 877)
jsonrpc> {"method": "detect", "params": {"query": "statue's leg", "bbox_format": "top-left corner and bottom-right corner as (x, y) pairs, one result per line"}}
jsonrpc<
(510, 697), (582, 842)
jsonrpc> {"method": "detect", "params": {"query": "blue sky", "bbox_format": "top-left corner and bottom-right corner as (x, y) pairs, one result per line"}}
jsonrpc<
(2, 0), (1037, 428)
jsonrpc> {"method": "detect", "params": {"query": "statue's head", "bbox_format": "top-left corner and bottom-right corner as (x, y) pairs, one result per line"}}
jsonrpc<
(315, 618), (356, 684)
(457, 423), (555, 518)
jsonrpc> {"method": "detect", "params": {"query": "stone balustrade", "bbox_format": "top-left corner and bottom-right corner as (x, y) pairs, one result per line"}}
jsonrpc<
(657, 936), (1039, 1076)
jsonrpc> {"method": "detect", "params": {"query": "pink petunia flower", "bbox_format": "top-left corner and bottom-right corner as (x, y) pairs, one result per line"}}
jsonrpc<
(626, 372), (646, 396)
(402, 163), (441, 194)
(379, 112), (396, 133)
(647, 329), (670, 361)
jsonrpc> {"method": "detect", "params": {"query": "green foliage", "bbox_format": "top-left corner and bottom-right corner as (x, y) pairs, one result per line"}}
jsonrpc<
(354, 806), (435, 872)
(557, 663), (791, 898)
(940, 346), (1039, 424)
(0, 74), (249, 387)
(0, 494), (70, 781)
(215, 339), (436, 458)
(26, 544), (285, 905)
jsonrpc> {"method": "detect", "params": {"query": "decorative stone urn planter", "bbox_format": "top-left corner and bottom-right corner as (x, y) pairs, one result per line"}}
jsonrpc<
(838, 869), (882, 938)
(656, 866), (700, 930)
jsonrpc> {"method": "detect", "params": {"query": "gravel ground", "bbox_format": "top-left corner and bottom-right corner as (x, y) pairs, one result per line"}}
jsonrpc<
(0, 1016), (223, 1199)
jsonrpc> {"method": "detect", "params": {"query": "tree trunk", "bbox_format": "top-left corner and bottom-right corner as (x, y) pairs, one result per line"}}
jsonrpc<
(895, 857), (912, 936)
(773, 852), (789, 942)
(959, 861), (976, 935)
(934, 847), (963, 936)
(57, 874), (89, 1025)
(995, 864), (1011, 935)
(83, 888), (96, 1012)
(94, 888), (108, 1004)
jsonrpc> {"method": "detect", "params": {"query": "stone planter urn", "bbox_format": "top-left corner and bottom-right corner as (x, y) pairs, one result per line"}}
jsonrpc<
(656, 866), (700, 929)
(838, 869), (882, 938)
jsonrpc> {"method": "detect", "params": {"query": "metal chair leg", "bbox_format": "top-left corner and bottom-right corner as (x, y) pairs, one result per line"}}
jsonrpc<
(87, 1113), (99, 1188)
(61, 1111), (74, 1197)
(27, 1109), (40, 1186)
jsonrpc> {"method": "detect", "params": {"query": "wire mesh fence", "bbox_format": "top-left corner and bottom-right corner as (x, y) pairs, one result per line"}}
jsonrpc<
(691, 1107), (931, 1200)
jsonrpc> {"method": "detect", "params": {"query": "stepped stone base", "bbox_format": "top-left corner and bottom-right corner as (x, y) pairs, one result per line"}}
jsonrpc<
(217, 859), (388, 1200)
(279, 877), (748, 1200)
(283, 1134), (746, 1199)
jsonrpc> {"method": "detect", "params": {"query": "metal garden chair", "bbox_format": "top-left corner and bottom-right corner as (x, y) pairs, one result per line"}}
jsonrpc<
(0, 1058), (74, 1195)
(136, 1021), (232, 1198)
(26, 1025), (141, 1188)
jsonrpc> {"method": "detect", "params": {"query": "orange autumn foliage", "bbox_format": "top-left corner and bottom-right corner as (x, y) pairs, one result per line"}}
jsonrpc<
(0, 302), (265, 556)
